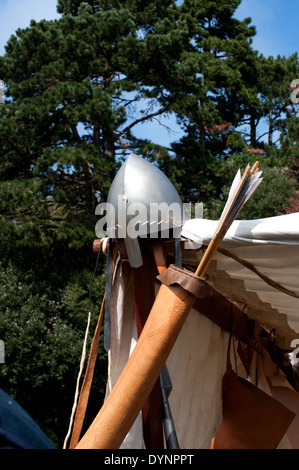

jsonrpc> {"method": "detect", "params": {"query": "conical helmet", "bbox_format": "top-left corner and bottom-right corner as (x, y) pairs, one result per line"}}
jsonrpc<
(96, 153), (185, 267)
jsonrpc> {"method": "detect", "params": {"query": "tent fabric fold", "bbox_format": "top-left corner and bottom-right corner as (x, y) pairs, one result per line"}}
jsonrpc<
(248, 347), (299, 449)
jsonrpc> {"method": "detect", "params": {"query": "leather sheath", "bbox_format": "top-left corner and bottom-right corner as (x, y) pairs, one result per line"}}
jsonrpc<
(157, 264), (206, 299)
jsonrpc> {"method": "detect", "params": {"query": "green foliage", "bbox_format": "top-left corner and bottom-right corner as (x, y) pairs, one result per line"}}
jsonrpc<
(0, 235), (107, 447)
(0, 0), (190, 246)
(215, 153), (296, 219)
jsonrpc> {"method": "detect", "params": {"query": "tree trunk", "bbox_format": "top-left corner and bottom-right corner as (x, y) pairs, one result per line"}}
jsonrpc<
(250, 111), (256, 147)
(268, 108), (273, 146)
(199, 122), (206, 153)
(102, 75), (116, 158)
(102, 126), (115, 157)
(199, 95), (207, 153)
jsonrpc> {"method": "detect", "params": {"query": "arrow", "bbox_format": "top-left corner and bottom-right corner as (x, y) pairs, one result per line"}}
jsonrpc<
(195, 161), (262, 278)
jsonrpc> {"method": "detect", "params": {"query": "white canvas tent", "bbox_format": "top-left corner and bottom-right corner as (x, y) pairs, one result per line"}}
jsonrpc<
(182, 212), (299, 349)
(105, 212), (299, 449)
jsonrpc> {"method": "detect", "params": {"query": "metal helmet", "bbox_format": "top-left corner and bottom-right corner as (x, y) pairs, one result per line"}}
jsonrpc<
(106, 153), (184, 267)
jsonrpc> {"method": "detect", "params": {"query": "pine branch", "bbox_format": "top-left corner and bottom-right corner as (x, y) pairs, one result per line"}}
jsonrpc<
(121, 107), (169, 133)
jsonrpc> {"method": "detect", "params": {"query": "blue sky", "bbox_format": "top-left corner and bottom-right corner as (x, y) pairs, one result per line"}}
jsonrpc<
(234, 0), (299, 59)
(0, 0), (298, 146)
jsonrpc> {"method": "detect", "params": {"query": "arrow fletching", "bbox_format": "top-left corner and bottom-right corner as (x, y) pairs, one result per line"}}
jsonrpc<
(195, 161), (263, 277)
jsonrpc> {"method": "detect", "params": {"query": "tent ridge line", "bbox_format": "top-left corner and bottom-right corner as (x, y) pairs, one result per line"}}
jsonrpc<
(218, 247), (299, 300)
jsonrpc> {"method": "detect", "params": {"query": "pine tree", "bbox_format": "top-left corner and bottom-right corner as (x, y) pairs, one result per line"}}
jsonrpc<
(250, 53), (299, 147)
(171, 0), (257, 204)
(0, 0), (186, 247)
